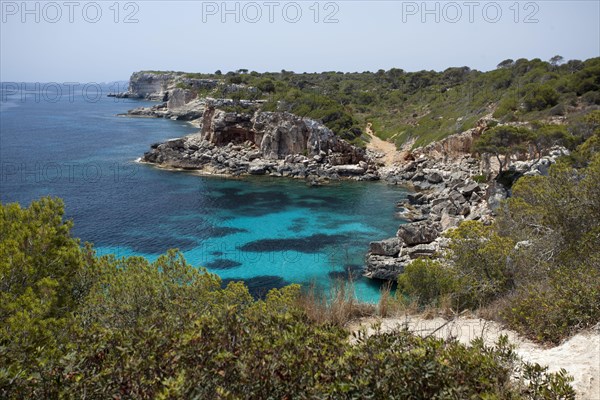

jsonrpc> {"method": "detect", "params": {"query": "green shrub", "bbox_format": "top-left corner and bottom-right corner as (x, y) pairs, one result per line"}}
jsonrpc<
(473, 174), (488, 183)
(523, 84), (559, 111)
(493, 96), (519, 118)
(397, 259), (460, 307)
(501, 265), (600, 344)
(445, 221), (516, 308)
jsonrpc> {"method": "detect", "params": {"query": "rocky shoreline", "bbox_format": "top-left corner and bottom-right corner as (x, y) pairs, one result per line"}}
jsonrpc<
(364, 142), (569, 280)
(365, 153), (492, 280)
(112, 72), (377, 182)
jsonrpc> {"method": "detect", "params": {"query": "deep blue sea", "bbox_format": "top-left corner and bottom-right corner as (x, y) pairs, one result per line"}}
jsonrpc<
(0, 83), (408, 302)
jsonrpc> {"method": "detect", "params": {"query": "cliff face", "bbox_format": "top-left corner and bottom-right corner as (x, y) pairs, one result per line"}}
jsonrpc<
(128, 72), (177, 100)
(199, 109), (364, 163)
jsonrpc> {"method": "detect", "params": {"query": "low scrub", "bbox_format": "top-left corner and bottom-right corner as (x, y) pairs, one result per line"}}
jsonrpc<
(501, 265), (600, 344)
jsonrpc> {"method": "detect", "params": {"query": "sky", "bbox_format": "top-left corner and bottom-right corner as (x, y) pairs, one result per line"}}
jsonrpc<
(1, 0), (599, 82)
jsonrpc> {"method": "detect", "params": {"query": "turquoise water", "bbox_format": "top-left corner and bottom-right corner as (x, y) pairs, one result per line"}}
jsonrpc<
(0, 83), (408, 302)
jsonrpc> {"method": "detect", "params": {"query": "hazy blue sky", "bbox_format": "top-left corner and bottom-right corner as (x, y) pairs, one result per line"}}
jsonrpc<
(1, 0), (599, 82)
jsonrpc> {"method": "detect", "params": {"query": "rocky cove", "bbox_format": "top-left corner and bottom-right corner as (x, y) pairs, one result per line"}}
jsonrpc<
(139, 108), (373, 181)
(117, 71), (569, 283)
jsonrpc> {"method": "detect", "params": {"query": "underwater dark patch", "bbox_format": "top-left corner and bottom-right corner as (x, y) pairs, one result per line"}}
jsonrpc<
(209, 226), (248, 237)
(328, 264), (364, 281)
(238, 233), (349, 253)
(288, 217), (309, 233)
(204, 189), (291, 216)
(204, 258), (243, 270)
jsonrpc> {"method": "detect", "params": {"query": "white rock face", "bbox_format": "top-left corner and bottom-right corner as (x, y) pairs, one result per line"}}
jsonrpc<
(128, 72), (177, 100)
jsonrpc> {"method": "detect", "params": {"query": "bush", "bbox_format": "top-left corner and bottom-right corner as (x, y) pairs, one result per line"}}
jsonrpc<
(398, 221), (518, 312)
(397, 259), (460, 307)
(582, 90), (600, 105)
(493, 96), (519, 118)
(523, 84), (559, 111)
(501, 265), (600, 344)
(445, 221), (516, 308)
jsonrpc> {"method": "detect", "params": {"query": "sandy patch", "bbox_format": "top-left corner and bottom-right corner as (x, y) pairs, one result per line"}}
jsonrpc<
(365, 123), (404, 167)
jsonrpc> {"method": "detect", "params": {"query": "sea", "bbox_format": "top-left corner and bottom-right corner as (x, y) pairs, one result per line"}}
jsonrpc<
(0, 82), (409, 302)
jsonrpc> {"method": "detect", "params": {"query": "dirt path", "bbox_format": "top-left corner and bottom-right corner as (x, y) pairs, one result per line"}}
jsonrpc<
(365, 123), (402, 166)
(349, 316), (600, 400)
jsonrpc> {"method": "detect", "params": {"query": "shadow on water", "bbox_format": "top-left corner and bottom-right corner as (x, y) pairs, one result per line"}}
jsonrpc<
(96, 233), (198, 254)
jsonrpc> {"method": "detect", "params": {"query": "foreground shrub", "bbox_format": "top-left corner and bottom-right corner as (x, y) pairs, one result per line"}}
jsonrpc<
(501, 265), (600, 344)
(444, 221), (516, 308)
(397, 259), (460, 308)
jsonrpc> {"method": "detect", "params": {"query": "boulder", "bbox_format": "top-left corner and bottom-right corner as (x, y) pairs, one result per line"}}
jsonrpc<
(426, 172), (443, 184)
(248, 161), (267, 175)
(405, 243), (437, 259)
(458, 181), (479, 196)
(363, 254), (408, 281)
(397, 221), (442, 245)
(449, 190), (467, 204)
(469, 192), (481, 204)
(407, 193), (426, 205)
(440, 211), (463, 230)
(332, 164), (366, 175)
(487, 183), (509, 211)
(369, 238), (401, 257)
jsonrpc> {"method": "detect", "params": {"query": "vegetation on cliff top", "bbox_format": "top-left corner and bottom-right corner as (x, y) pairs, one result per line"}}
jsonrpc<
(1, 198), (575, 398)
(144, 56), (600, 148)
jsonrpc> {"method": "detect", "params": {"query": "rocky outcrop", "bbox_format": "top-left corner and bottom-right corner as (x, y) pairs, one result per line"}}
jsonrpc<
(113, 71), (373, 181)
(142, 110), (375, 181)
(397, 221), (442, 246)
(364, 143), (569, 281)
(369, 238), (401, 257)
